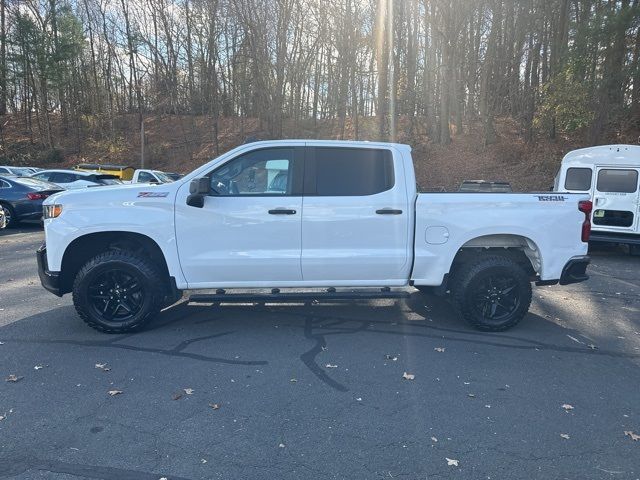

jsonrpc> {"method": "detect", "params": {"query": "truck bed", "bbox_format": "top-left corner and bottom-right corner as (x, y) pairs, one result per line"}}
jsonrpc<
(411, 192), (590, 286)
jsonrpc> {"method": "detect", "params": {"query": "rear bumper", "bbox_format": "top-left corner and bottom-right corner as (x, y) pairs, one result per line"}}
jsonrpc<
(559, 255), (590, 285)
(536, 255), (590, 287)
(37, 244), (63, 297)
(589, 230), (640, 246)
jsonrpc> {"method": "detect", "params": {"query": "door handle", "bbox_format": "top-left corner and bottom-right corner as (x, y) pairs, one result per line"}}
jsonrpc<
(268, 209), (297, 215)
(376, 208), (403, 215)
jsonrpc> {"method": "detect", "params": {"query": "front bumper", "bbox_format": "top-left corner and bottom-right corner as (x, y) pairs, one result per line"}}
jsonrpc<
(37, 244), (63, 297)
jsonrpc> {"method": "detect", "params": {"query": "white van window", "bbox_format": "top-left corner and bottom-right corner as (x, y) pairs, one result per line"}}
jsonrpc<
(596, 169), (638, 193)
(564, 168), (592, 191)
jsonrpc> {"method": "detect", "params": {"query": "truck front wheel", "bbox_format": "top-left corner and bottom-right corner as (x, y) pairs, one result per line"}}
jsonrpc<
(450, 255), (532, 332)
(72, 251), (165, 333)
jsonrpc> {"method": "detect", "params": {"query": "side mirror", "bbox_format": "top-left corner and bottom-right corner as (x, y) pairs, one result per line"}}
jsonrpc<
(187, 177), (209, 208)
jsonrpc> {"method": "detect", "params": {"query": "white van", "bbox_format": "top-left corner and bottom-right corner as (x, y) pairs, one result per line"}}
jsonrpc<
(554, 144), (640, 254)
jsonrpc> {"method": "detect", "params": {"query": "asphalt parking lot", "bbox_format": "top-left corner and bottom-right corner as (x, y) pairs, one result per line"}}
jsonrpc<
(1, 225), (639, 480)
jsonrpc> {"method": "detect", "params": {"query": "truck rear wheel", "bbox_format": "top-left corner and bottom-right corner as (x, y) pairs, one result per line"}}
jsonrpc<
(72, 251), (165, 333)
(450, 255), (532, 332)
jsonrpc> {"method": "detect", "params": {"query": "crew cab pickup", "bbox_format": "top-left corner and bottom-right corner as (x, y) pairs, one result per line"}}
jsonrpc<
(37, 140), (592, 333)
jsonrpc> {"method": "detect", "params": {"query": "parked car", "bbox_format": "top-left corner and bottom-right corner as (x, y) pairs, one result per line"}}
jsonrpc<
(30, 170), (122, 190)
(553, 144), (640, 255)
(0, 176), (63, 227)
(0, 166), (38, 176)
(124, 169), (175, 184)
(459, 180), (513, 193)
(38, 140), (591, 334)
(74, 163), (135, 181)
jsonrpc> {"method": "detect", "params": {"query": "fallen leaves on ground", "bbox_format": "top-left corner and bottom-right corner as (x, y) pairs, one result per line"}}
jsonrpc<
(587, 344), (598, 350)
(561, 404), (574, 411)
(446, 458), (459, 466)
(108, 390), (123, 396)
(467, 394), (476, 398)
(209, 403), (221, 410)
(278, 443), (285, 448)
(172, 392), (183, 401)
(290, 378), (297, 383)
(431, 437), (438, 442)
(560, 433), (570, 439)
(5, 374), (22, 382)
(33, 365), (45, 370)
(434, 347), (445, 352)
(325, 364), (338, 369)
(384, 354), (398, 361)
(624, 431), (640, 441)
(183, 388), (195, 395)
(402, 372), (415, 380)
(95, 363), (111, 372)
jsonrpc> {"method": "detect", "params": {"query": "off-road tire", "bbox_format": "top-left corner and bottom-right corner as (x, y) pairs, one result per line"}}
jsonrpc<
(450, 255), (532, 332)
(72, 251), (166, 333)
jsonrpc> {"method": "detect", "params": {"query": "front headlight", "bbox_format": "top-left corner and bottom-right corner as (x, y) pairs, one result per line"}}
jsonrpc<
(43, 204), (63, 219)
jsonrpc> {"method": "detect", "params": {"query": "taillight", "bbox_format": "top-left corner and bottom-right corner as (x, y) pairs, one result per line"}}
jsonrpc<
(578, 200), (592, 242)
(27, 192), (47, 200)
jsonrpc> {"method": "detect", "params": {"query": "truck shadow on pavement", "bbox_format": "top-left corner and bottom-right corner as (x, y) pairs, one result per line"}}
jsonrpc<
(2, 292), (637, 395)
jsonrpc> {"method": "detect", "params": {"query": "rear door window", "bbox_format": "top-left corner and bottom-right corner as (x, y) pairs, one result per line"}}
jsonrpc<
(596, 169), (638, 193)
(564, 168), (592, 191)
(306, 147), (394, 196)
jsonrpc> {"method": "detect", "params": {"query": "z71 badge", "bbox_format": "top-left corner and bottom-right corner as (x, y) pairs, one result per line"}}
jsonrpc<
(137, 191), (169, 198)
(535, 195), (567, 202)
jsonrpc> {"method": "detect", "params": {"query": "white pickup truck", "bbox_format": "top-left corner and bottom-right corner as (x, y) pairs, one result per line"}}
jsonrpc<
(37, 140), (592, 333)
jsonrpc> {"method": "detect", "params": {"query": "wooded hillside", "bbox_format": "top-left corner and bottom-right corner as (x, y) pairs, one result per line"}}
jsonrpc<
(0, 0), (639, 182)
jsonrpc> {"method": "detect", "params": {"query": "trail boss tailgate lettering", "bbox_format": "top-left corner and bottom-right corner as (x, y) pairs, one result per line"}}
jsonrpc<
(535, 195), (568, 202)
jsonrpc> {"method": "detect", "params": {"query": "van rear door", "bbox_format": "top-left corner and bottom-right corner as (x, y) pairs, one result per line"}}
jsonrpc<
(592, 167), (640, 233)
